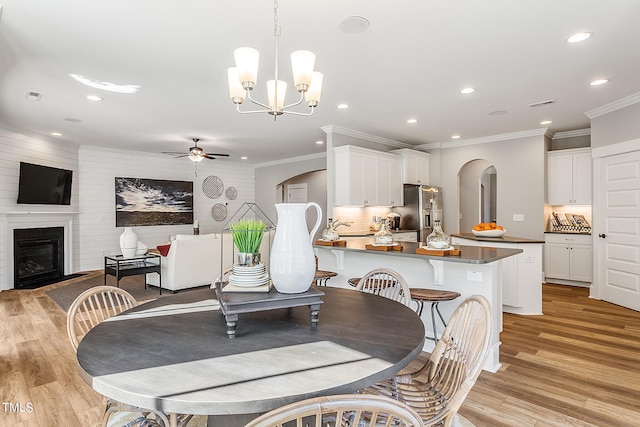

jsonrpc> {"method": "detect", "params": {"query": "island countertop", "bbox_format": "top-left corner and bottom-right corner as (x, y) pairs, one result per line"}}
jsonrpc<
(314, 237), (522, 264)
(451, 232), (545, 244)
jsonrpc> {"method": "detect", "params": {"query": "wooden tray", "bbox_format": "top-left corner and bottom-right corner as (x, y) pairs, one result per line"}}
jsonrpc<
(415, 247), (461, 256)
(314, 240), (347, 246)
(365, 244), (404, 251)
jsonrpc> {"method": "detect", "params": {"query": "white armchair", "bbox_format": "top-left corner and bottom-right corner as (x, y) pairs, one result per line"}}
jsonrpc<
(146, 233), (231, 292)
(147, 231), (273, 292)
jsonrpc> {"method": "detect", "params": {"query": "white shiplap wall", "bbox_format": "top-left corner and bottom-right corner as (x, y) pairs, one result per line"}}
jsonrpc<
(0, 128), (81, 290)
(78, 146), (255, 272)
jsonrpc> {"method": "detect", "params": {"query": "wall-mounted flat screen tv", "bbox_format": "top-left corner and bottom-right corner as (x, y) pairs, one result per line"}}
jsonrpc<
(17, 162), (73, 205)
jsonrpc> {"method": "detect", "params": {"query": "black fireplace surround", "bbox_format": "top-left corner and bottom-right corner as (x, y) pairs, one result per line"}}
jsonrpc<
(14, 227), (65, 289)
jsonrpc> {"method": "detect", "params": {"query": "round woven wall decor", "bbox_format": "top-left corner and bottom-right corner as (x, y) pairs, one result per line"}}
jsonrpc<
(211, 203), (228, 221)
(225, 186), (238, 200)
(202, 175), (224, 199)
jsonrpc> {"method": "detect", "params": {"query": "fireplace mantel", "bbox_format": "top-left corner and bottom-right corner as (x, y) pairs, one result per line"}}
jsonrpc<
(1, 212), (78, 290)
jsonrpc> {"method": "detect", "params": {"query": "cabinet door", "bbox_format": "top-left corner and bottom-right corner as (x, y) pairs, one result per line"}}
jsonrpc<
(415, 155), (430, 185)
(362, 153), (378, 205)
(545, 242), (571, 279)
(570, 244), (593, 282)
(389, 157), (403, 205)
(548, 154), (573, 205)
(572, 152), (592, 205)
(376, 157), (391, 205)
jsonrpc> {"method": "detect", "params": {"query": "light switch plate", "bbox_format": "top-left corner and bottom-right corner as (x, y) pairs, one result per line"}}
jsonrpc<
(467, 271), (482, 281)
(513, 214), (525, 221)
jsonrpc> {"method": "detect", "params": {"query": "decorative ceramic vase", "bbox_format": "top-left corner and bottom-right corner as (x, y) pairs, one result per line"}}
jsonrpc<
(119, 227), (138, 257)
(426, 219), (450, 249)
(270, 202), (322, 293)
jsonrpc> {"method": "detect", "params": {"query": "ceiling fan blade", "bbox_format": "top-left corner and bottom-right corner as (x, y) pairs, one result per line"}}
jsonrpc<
(162, 151), (186, 155)
(205, 153), (230, 157)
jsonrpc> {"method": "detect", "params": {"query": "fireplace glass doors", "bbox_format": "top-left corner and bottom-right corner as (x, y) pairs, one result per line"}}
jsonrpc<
(13, 227), (64, 288)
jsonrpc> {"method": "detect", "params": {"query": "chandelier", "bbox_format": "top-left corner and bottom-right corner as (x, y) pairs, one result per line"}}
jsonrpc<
(227, 0), (323, 119)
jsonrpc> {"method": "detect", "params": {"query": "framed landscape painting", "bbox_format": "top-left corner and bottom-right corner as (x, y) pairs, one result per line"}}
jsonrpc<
(115, 177), (194, 227)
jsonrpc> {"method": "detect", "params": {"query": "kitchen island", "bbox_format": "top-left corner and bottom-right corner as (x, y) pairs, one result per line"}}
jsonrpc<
(451, 233), (544, 316)
(314, 238), (522, 372)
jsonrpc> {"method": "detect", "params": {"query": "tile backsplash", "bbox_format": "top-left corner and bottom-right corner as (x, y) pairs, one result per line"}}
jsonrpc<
(331, 206), (393, 233)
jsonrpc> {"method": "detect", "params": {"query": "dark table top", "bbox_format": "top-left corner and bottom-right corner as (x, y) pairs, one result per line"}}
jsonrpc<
(77, 287), (425, 416)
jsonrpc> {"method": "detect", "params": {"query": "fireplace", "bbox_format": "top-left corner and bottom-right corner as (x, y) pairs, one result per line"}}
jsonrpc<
(14, 227), (65, 288)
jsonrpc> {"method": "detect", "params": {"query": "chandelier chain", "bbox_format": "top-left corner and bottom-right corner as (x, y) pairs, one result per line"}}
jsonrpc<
(273, 0), (280, 37)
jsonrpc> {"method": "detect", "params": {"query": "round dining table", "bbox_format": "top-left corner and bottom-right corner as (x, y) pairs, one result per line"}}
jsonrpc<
(76, 286), (425, 426)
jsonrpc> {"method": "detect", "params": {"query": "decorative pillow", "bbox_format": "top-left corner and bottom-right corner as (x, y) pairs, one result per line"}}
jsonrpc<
(156, 244), (171, 257)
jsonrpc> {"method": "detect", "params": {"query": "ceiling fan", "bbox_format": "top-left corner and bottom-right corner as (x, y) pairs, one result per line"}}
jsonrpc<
(163, 138), (230, 162)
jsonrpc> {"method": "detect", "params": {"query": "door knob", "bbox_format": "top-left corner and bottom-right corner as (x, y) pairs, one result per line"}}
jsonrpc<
(598, 233), (606, 238)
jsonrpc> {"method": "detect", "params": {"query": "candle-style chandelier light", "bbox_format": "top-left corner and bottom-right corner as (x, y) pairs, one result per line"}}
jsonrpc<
(227, 0), (323, 119)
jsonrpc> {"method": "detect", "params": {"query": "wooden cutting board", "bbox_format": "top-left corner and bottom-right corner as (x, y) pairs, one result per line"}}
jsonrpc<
(415, 247), (461, 256)
(365, 244), (404, 251)
(314, 240), (347, 246)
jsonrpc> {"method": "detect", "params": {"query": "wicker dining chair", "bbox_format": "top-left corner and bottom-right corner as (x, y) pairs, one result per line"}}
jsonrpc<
(354, 268), (414, 308)
(363, 294), (491, 427)
(244, 394), (424, 427)
(67, 286), (177, 427)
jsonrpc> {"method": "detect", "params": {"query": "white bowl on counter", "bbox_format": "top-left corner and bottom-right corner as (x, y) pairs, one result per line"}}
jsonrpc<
(472, 229), (506, 237)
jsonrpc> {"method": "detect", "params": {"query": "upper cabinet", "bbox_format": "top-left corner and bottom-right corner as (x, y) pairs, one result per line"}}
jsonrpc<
(391, 148), (431, 185)
(547, 148), (591, 205)
(334, 145), (403, 206)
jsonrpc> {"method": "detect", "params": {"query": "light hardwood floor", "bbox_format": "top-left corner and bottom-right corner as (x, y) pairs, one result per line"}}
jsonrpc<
(1, 273), (640, 426)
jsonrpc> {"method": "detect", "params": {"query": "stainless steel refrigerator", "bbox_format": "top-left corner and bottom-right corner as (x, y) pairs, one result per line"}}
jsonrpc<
(394, 185), (443, 244)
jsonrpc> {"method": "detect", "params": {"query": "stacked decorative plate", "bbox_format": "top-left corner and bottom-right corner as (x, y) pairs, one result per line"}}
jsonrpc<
(229, 263), (270, 287)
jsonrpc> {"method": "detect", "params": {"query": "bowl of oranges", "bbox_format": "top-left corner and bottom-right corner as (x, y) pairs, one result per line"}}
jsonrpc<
(472, 222), (506, 237)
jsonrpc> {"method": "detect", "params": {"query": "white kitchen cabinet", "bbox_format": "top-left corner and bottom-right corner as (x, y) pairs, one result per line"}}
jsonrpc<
(391, 148), (431, 185)
(334, 145), (403, 206)
(544, 233), (592, 285)
(451, 235), (543, 315)
(548, 148), (591, 205)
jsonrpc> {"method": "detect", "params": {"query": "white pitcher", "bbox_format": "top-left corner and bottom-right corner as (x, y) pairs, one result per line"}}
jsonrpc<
(270, 202), (322, 293)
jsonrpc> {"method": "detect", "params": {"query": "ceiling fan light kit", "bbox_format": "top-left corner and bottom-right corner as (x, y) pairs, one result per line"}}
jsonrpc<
(227, 0), (323, 119)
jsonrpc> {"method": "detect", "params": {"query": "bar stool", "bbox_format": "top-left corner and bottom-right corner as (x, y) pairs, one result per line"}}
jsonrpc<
(314, 270), (338, 286)
(410, 288), (461, 342)
(313, 256), (337, 286)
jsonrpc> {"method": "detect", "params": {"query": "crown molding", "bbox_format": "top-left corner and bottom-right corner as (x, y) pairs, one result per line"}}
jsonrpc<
(586, 92), (640, 119)
(427, 128), (548, 150)
(552, 128), (591, 140)
(321, 125), (413, 149)
(253, 151), (326, 169)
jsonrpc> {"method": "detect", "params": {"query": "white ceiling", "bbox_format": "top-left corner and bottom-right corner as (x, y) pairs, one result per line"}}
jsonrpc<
(1, 0), (639, 164)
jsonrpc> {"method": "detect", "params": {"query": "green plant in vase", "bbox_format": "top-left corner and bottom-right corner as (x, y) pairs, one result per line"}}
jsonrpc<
(230, 219), (266, 266)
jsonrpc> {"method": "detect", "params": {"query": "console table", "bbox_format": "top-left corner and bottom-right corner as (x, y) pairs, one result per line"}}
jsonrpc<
(104, 253), (162, 294)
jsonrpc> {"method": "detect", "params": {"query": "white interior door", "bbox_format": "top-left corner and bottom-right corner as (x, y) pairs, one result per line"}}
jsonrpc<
(286, 183), (307, 203)
(599, 150), (640, 311)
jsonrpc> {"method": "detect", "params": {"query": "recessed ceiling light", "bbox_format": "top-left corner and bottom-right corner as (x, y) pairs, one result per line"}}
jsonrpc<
(50, 132), (63, 137)
(460, 87), (475, 94)
(315, 140), (324, 145)
(70, 74), (140, 94)
(406, 119), (418, 124)
(337, 103), (349, 109)
(590, 79), (609, 86)
(240, 156), (248, 160)
(540, 120), (552, 125)
(339, 16), (370, 34)
(451, 135), (461, 139)
(86, 95), (103, 101)
(567, 32), (592, 43)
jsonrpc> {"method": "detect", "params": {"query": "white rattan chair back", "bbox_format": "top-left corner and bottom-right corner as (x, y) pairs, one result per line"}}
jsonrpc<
(67, 285), (138, 350)
(355, 268), (413, 308)
(426, 294), (492, 420)
(244, 394), (424, 427)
